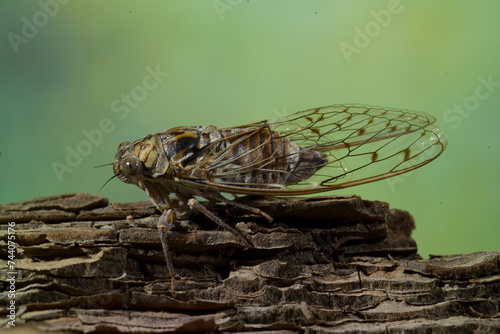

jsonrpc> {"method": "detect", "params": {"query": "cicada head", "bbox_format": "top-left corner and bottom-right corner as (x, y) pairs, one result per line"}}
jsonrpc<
(113, 134), (170, 187)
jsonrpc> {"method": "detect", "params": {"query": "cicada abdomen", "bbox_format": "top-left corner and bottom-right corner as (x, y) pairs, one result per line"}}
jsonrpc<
(158, 126), (328, 189)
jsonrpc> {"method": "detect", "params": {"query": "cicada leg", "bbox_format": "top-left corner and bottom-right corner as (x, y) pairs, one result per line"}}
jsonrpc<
(215, 195), (273, 222)
(187, 198), (254, 248)
(157, 208), (177, 297)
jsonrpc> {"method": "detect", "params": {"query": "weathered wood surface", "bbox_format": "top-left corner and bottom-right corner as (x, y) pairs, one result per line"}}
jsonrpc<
(0, 193), (499, 333)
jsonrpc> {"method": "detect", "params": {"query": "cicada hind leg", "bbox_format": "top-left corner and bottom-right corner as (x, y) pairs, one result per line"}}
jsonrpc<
(213, 195), (273, 223)
(187, 198), (256, 248)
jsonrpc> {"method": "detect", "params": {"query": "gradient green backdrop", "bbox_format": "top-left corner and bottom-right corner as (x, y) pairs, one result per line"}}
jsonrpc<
(1, 1), (499, 257)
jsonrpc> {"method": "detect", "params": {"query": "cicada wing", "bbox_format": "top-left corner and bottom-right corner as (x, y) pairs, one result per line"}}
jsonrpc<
(175, 104), (447, 196)
(266, 104), (447, 189)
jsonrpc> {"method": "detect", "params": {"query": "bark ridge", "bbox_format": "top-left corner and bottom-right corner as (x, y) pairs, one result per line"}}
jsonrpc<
(0, 193), (499, 333)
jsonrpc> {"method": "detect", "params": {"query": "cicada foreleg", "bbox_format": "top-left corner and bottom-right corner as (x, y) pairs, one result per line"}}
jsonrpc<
(157, 208), (177, 297)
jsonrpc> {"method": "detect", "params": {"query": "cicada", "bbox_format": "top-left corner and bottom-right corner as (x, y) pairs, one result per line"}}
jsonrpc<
(113, 104), (447, 295)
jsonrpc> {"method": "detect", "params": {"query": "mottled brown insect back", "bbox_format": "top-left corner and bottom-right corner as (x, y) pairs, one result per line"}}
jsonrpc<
(113, 104), (447, 296)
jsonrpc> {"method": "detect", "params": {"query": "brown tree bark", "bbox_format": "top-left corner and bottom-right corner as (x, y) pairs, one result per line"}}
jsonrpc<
(0, 193), (499, 333)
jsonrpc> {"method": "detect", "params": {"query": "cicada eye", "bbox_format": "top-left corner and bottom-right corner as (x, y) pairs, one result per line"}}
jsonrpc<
(122, 156), (142, 176)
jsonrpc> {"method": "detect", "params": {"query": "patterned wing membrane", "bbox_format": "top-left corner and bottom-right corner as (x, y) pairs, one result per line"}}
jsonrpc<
(178, 104), (447, 196)
(267, 104), (447, 189)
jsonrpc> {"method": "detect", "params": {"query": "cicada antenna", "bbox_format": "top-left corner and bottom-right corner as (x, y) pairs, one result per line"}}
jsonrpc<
(97, 175), (117, 195)
(93, 163), (116, 194)
(93, 163), (114, 168)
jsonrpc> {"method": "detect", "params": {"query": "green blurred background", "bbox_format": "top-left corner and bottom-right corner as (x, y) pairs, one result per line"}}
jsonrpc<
(1, 1), (499, 257)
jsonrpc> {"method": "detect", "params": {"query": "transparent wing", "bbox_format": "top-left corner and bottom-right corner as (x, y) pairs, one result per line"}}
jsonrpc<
(177, 104), (447, 196)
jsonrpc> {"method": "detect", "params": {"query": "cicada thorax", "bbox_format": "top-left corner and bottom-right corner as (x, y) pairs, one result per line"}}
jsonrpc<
(113, 133), (171, 195)
(127, 134), (170, 178)
(159, 125), (328, 189)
